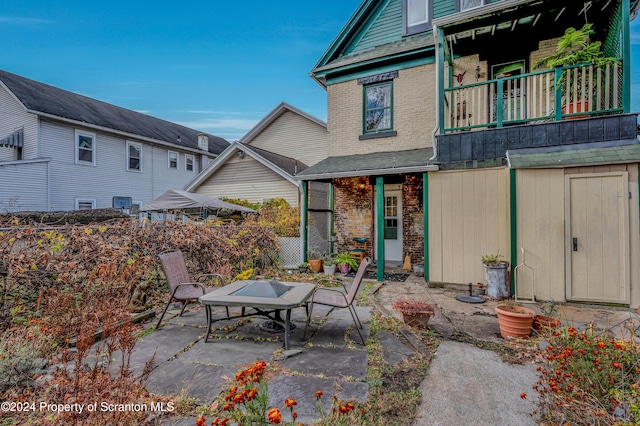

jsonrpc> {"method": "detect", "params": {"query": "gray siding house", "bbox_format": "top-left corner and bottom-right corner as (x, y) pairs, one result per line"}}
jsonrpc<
(0, 70), (228, 213)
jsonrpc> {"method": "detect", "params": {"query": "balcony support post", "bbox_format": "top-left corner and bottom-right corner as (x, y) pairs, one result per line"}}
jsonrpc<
(496, 79), (504, 127)
(437, 27), (446, 133)
(554, 67), (563, 121)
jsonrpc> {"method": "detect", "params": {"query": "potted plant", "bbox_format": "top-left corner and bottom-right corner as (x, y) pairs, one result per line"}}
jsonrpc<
(532, 299), (561, 332)
(334, 252), (358, 274)
(307, 250), (323, 273)
(298, 262), (310, 274)
(494, 300), (535, 339)
(392, 297), (435, 329)
(534, 23), (618, 117)
(482, 253), (510, 300)
(322, 255), (336, 276)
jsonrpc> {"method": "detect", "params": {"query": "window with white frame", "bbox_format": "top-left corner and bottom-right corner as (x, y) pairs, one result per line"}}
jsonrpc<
(75, 198), (96, 210)
(185, 154), (194, 172)
(403, 0), (431, 36)
(127, 141), (141, 171)
(457, 0), (487, 12)
(168, 151), (178, 169)
(75, 130), (96, 165)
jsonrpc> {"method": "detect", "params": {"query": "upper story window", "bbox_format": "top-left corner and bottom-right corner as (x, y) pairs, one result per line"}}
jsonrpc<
(75, 130), (96, 165)
(364, 82), (393, 133)
(403, 0), (431, 36)
(168, 151), (178, 169)
(127, 141), (141, 171)
(456, 0), (487, 12)
(185, 154), (195, 172)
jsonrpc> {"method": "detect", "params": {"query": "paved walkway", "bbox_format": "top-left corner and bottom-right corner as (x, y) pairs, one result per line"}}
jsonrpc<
(95, 272), (640, 425)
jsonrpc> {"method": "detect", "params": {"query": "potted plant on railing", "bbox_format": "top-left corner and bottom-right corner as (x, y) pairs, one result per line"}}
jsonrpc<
(482, 253), (510, 300)
(534, 23), (619, 118)
(334, 252), (358, 274)
(494, 300), (535, 339)
(392, 298), (436, 329)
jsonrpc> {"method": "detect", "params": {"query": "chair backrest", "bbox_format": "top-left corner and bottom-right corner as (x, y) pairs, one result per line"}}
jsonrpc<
(158, 250), (190, 291)
(345, 257), (371, 304)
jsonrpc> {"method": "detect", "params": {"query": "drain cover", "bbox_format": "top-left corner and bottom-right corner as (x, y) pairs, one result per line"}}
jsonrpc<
(455, 294), (486, 304)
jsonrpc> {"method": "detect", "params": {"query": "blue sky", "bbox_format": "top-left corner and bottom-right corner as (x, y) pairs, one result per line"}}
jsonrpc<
(1, 1), (639, 142)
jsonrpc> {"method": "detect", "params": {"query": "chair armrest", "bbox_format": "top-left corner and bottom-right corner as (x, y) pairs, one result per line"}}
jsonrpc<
(172, 282), (207, 296)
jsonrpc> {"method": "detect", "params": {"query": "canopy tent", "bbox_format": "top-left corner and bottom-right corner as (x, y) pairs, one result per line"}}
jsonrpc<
(140, 190), (255, 215)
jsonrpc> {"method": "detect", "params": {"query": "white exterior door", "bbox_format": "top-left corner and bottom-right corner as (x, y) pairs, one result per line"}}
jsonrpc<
(375, 187), (403, 262)
(565, 172), (629, 303)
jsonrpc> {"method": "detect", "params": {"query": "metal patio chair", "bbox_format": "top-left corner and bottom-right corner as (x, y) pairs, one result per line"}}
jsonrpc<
(155, 250), (228, 329)
(303, 256), (371, 345)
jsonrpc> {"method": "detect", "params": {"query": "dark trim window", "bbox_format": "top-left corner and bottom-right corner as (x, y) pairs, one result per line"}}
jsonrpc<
(456, 0), (488, 12)
(403, 0), (431, 36)
(127, 141), (141, 171)
(364, 82), (393, 134)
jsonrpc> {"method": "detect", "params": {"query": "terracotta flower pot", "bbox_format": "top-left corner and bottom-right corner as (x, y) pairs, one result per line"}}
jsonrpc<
(495, 305), (535, 339)
(308, 259), (322, 273)
(399, 311), (433, 329)
(532, 314), (561, 332)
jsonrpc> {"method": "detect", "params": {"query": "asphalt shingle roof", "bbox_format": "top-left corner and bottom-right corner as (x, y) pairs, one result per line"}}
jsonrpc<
(507, 140), (640, 168)
(0, 69), (229, 155)
(297, 148), (436, 178)
(243, 144), (309, 175)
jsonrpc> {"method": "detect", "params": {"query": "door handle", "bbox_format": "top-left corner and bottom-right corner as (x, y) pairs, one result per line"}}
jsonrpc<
(572, 237), (578, 252)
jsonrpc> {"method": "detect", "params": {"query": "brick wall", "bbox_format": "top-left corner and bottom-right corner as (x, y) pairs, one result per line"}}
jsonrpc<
(530, 37), (560, 69)
(332, 175), (424, 264)
(327, 63), (436, 157)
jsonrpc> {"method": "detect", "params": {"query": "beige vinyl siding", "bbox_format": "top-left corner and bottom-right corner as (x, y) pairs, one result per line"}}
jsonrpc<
(0, 84), (38, 161)
(246, 111), (327, 167)
(194, 156), (299, 206)
(515, 169), (565, 302)
(428, 167), (510, 285)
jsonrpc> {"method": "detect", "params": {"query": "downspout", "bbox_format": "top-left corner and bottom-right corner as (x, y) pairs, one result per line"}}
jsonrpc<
(430, 25), (445, 161)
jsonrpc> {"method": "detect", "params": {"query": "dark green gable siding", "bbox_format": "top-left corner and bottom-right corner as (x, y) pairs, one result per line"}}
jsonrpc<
(434, 0), (455, 20)
(347, 0), (403, 53)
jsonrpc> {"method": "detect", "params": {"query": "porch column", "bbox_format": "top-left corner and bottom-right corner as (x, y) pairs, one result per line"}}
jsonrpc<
(509, 169), (517, 294)
(623, 0), (631, 112)
(376, 176), (385, 281)
(437, 27), (445, 132)
(423, 172), (429, 282)
(301, 180), (308, 262)
(329, 182), (335, 253)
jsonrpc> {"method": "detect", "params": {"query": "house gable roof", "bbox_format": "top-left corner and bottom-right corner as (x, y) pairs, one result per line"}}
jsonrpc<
(184, 141), (308, 192)
(0, 69), (229, 155)
(311, 0), (435, 86)
(239, 102), (326, 144)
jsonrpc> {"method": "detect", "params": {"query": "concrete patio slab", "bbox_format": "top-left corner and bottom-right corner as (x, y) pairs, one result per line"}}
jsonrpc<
(178, 339), (280, 368)
(277, 346), (367, 380)
(145, 361), (227, 402)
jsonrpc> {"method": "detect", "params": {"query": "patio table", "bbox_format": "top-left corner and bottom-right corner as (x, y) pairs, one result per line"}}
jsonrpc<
(199, 280), (316, 350)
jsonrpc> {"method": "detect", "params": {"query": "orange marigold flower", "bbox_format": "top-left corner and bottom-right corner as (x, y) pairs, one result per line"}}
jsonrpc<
(229, 385), (238, 395)
(223, 403), (234, 411)
(596, 342), (606, 348)
(233, 394), (245, 404)
(195, 416), (206, 426)
(211, 418), (219, 425)
(247, 387), (258, 401)
(267, 407), (282, 424)
(613, 362), (623, 369)
(292, 411), (298, 420)
(219, 419), (230, 426)
(284, 398), (297, 408)
(520, 393), (527, 399)
(315, 391), (323, 398)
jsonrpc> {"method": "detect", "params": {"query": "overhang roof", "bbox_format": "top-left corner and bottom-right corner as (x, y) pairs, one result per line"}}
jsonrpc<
(295, 148), (438, 181)
(0, 69), (228, 155)
(507, 139), (640, 168)
(185, 141), (308, 191)
(139, 189), (255, 212)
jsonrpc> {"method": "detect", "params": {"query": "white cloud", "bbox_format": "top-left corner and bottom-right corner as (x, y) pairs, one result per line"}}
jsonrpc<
(0, 16), (52, 25)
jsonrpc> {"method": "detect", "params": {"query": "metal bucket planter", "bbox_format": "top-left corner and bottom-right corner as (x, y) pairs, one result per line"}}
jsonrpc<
(495, 305), (535, 339)
(484, 262), (510, 299)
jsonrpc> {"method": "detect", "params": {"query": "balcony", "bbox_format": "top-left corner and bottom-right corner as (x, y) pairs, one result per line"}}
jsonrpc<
(443, 61), (623, 133)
